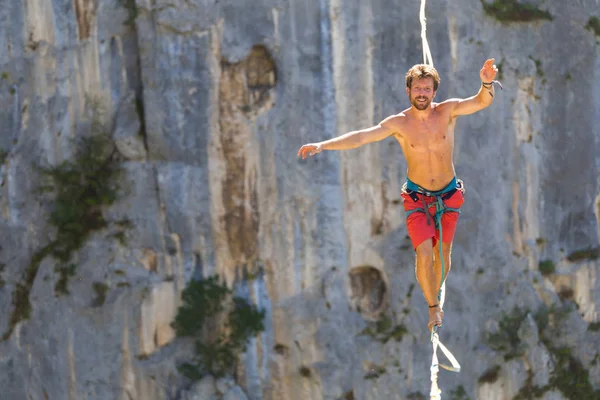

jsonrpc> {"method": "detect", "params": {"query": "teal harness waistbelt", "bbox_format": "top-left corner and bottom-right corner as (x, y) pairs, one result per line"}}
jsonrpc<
(403, 177), (463, 302)
(406, 177), (457, 197)
(404, 177), (462, 225)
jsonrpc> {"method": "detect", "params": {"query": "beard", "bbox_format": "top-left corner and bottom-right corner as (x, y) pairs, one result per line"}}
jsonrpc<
(411, 96), (431, 110)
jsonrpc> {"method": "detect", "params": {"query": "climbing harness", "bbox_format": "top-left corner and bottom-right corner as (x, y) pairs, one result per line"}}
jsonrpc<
(404, 176), (463, 293)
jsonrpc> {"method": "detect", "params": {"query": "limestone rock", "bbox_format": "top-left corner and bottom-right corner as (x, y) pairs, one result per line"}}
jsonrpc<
(0, 0), (598, 399)
(139, 281), (178, 357)
(113, 91), (146, 161)
(223, 386), (249, 400)
(216, 377), (236, 395)
(182, 376), (219, 400)
(519, 313), (553, 388)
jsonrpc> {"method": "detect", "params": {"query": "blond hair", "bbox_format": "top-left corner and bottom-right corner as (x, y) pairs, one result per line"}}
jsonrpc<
(405, 64), (440, 91)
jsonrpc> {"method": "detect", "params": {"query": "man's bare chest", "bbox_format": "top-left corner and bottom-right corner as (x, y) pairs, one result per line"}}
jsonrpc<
(402, 119), (454, 150)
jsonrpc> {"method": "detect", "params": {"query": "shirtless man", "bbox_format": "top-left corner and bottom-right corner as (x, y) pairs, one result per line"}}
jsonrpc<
(297, 59), (499, 331)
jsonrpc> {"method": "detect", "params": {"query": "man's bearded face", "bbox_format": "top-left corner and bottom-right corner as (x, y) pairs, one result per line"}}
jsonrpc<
(408, 77), (435, 110)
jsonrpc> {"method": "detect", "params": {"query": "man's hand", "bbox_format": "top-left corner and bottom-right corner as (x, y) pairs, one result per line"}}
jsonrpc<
(480, 58), (498, 83)
(297, 143), (323, 159)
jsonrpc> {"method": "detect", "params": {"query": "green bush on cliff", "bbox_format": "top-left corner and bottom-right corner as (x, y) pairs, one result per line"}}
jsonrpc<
(538, 259), (555, 276)
(172, 275), (266, 380)
(357, 315), (407, 344)
(0, 148), (8, 164)
(481, 0), (553, 23)
(485, 307), (528, 360)
(586, 16), (600, 36)
(37, 129), (126, 295)
(566, 247), (599, 262)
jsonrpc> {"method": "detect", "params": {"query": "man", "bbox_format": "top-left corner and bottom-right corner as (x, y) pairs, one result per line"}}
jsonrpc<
(297, 59), (499, 332)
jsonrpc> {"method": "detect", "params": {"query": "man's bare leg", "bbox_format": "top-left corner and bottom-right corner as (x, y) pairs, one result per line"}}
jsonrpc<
(414, 239), (444, 331)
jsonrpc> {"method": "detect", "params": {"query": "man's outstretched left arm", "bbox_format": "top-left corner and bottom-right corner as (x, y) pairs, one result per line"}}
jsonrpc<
(443, 58), (499, 118)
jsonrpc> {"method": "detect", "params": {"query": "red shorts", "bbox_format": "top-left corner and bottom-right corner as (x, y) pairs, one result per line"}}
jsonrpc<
(401, 184), (465, 250)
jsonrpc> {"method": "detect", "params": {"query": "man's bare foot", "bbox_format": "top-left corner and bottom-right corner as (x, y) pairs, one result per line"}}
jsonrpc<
(428, 304), (444, 332)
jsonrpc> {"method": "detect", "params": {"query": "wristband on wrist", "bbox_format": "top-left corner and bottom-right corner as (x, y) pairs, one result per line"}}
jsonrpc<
(481, 80), (503, 90)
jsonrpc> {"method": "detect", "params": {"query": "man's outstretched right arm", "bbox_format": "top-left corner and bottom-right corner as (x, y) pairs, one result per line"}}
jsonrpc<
(297, 115), (400, 159)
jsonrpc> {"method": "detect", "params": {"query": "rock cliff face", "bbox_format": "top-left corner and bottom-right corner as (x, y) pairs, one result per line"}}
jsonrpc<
(0, 0), (599, 399)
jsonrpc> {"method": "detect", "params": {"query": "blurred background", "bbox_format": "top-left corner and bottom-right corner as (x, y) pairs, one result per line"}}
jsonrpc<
(0, 0), (598, 399)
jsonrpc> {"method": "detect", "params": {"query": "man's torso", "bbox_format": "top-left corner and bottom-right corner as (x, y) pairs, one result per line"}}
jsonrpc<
(391, 103), (457, 191)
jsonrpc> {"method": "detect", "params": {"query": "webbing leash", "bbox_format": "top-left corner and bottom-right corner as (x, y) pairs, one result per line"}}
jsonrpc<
(430, 323), (461, 400)
(429, 280), (461, 400)
(420, 0), (434, 67)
